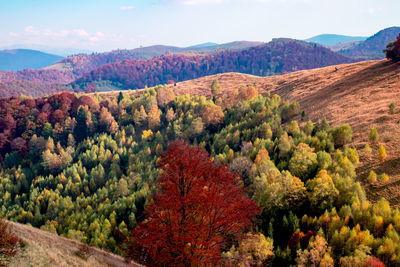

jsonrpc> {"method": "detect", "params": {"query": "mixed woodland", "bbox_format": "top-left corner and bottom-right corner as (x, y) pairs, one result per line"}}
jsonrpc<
(0, 82), (399, 266)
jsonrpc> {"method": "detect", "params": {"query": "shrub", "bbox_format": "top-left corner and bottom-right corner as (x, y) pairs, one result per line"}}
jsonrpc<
(379, 173), (389, 183)
(367, 171), (377, 184)
(364, 144), (372, 155)
(369, 128), (379, 143)
(378, 145), (387, 161)
(389, 102), (397, 114)
(211, 79), (222, 96)
(0, 218), (21, 266)
(75, 243), (92, 260)
(331, 124), (352, 148)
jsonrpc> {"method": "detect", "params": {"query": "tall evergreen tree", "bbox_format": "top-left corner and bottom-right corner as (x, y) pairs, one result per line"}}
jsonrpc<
(74, 107), (88, 143)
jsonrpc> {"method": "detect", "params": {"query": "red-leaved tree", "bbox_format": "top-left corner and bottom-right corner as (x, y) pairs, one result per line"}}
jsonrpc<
(128, 141), (260, 266)
(385, 34), (400, 62)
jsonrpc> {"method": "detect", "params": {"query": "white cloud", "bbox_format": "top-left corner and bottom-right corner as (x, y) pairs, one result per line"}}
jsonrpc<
(25, 25), (39, 35)
(168, 0), (310, 5)
(360, 7), (381, 14)
(180, 0), (225, 5)
(20, 26), (110, 45)
(120, 6), (134, 10)
(73, 29), (90, 37)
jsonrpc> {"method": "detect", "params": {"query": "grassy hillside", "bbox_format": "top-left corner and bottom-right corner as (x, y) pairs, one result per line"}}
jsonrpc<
(7, 221), (140, 267)
(0, 49), (63, 71)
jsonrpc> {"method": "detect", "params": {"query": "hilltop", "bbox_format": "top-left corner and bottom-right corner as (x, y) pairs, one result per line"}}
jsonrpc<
(0, 49), (63, 71)
(7, 221), (140, 267)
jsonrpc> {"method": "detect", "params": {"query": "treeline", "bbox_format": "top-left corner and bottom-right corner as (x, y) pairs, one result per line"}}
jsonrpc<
(56, 50), (144, 76)
(385, 34), (400, 62)
(72, 39), (353, 91)
(0, 86), (398, 266)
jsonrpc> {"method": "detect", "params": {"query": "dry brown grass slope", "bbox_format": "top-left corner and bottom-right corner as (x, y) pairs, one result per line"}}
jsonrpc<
(7, 221), (141, 267)
(101, 59), (400, 206)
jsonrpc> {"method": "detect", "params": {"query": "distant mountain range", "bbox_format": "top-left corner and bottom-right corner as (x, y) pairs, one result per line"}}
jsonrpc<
(0, 26), (399, 98)
(0, 44), (93, 57)
(305, 34), (367, 46)
(0, 49), (63, 71)
(70, 38), (353, 92)
(338, 26), (400, 60)
(305, 27), (400, 60)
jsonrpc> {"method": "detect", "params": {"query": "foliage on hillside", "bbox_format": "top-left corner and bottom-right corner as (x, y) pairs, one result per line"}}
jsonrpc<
(385, 34), (400, 62)
(0, 86), (398, 266)
(0, 69), (76, 84)
(52, 50), (144, 76)
(0, 69), (77, 98)
(50, 42), (265, 77)
(72, 39), (353, 91)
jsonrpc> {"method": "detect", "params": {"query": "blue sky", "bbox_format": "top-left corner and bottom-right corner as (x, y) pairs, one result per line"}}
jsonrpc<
(0, 0), (399, 52)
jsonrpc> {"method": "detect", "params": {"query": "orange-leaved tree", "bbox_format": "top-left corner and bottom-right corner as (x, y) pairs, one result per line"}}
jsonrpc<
(128, 141), (260, 266)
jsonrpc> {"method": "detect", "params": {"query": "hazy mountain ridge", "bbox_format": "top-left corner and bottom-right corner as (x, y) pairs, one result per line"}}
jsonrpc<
(0, 49), (63, 71)
(338, 26), (400, 59)
(305, 34), (367, 46)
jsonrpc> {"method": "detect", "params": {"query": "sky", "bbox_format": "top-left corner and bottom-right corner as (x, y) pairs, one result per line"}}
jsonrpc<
(0, 0), (399, 53)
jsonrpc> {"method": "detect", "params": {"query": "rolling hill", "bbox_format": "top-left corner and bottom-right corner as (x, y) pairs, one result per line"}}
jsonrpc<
(0, 49), (63, 71)
(305, 34), (367, 46)
(338, 26), (400, 59)
(72, 38), (354, 91)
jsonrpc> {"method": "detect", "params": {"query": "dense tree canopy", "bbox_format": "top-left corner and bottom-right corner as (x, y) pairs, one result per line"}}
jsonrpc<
(0, 87), (399, 266)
